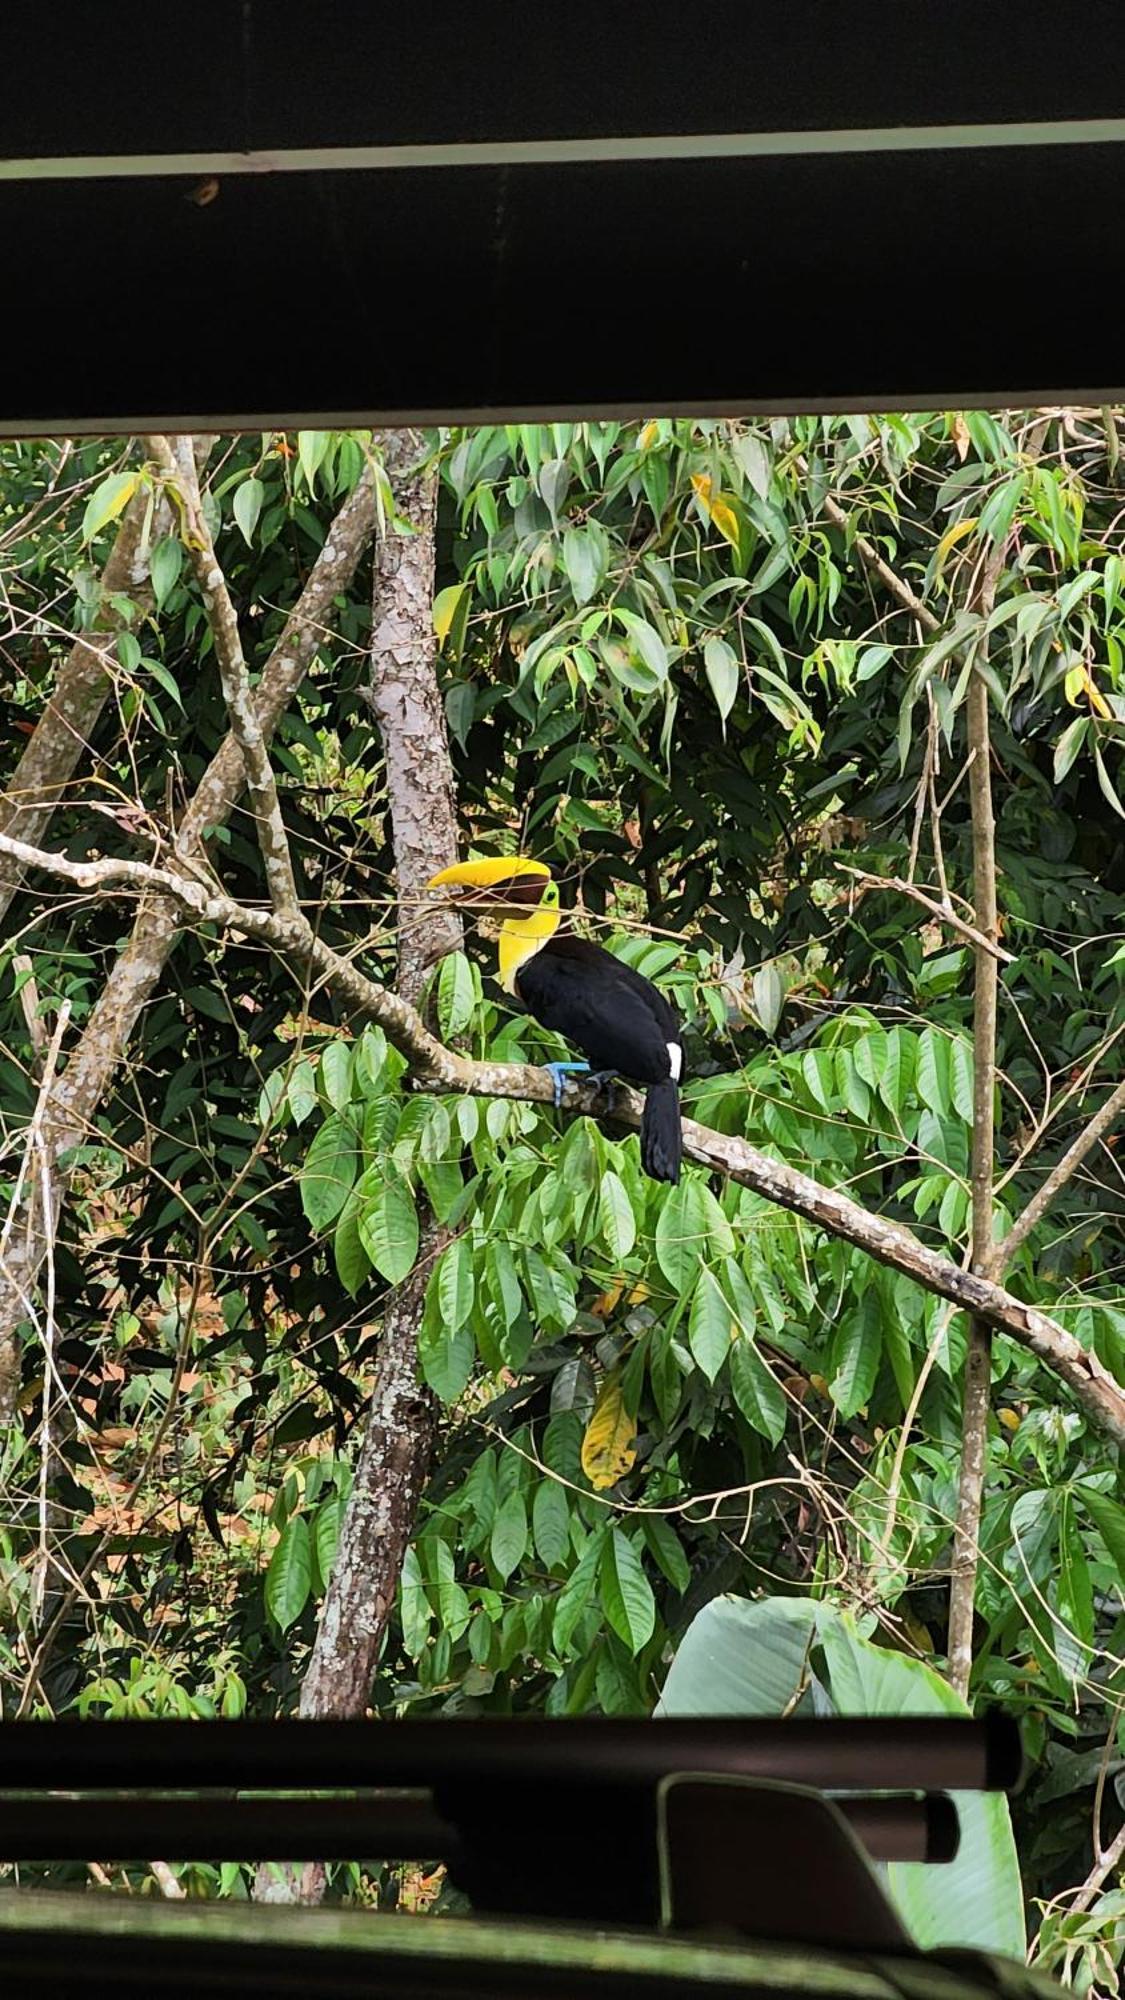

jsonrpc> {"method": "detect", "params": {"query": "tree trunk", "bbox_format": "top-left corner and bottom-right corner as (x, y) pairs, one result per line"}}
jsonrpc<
(255, 431), (461, 1905)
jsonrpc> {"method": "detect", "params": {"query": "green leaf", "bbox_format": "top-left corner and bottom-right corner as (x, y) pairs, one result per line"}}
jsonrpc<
(532, 1479), (571, 1568)
(437, 952), (476, 1037)
(149, 536), (182, 609)
(562, 527), (601, 605)
(319, 1039), (352, 1111)
(661, 1598), (1024, 1958)
(1053, 713), (1089, 784)
(729, 1334), (786, 1443)
(655, 1180), (734, 1292)
(486, 1239), (524, 1330)
(286, 1064), (318, 1128)
(83, 471), (138, 542)
(358, 1175), (419, 1284)
(538, 457), (571, 523)
(436, 1236), (475, 1328)
(641, 1512), (690, 1593)
(490, 1490), (528, 1581)
(297, 430), (329, 492)
(617, 610), (669, 685)
(313, 1494), (343, 1594)
(688, 1268), (732, 1382)
(703, 637), (739, 733)
(233, 477), (264, 547)
(916, 1029), (951, 1116)
(419, 1317), (475, 1402)
(949, 1037), (974, 1124)
(600, 1529), (656, 1655)
(399, 1544), (431, 1658)
(658, 1594), (818, 1716)
(752, 963), (784, 1036)
(829, 1291), (882, 1419)
(300, 1114), (359, 1231)
(265, 1517), (312, 1631)
(1077, 1484), (1125, 1588)
(333, 1201), (371, 1295)
(598, 1169), (636, 1260)
(817, 1615), (1025, 1958)
(553, 1528), (606, 1653)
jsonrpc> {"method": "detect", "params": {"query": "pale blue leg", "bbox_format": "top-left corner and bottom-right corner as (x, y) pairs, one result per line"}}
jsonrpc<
(543, 1060), (590, 1107)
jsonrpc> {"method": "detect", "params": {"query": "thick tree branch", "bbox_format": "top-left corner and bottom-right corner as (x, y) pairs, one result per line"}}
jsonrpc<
(149, 435), (300, 918)
(5, 826), (1124, 1448)
(255, 429), (454, 1907)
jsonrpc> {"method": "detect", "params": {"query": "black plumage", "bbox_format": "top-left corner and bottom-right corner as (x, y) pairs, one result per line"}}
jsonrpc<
(514, 935), (684, 1183)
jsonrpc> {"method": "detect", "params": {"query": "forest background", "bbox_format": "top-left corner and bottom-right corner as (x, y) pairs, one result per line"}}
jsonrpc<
(3, 412), (1125, 1986)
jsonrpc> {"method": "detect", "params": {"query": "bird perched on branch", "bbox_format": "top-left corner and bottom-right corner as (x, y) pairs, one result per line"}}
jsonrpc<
(427, 854), (683, 1184)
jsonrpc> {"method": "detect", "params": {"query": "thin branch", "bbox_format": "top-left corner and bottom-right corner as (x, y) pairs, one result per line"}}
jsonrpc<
(948, 516), (1014, 1701)
(4, 824), (1124, 1448)
(1067, 1816), (1125, 1918)
(149, 435), (300, 918)
(838, 866), (1015, 964)
(998, 1072), (1125, 1274)
(819, 487), (940, 633)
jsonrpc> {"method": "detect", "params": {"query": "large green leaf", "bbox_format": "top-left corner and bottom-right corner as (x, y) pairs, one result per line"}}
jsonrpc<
(600, 1529), (656, 1655)
(490, 1490), (528, 1581)
(688, 1268), (732, 1382)
(264, 1517), (312, 1632)
(818, 1617), (1025, 1959)
(599, 1168), (637, 1260)
(300, 1114), (359, 1232)
(358, 1174), (419, 1284)
(655, 1179), (734, 1292)
(659, 1595), (1025, 1959)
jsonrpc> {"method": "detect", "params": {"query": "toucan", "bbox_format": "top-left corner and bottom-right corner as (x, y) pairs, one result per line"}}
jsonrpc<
(427, 855), (684, 1184)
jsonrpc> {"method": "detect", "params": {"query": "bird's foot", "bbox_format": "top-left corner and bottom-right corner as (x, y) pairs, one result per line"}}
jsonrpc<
(543, 1060), (590, 1108)
(584, 1069), (621, 1114)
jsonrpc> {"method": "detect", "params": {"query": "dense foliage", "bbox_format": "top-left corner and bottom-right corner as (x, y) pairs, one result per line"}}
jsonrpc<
(4, 413), (1125, 1978)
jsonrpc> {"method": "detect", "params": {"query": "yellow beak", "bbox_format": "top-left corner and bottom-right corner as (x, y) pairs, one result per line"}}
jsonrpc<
(427, 855), (551, 892)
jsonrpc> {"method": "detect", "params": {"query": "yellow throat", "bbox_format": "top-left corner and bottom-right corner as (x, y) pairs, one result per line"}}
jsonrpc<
(497, 903), (560, 995)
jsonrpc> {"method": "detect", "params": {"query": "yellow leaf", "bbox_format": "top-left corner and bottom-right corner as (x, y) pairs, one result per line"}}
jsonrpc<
(591, 1282), (624, 1320)
(626, 1281), (650, 1306)
(581, 1374), (637, 1490)
(1065, 660), (1113, 718)
(933, 516), (978, 577)
(690, 473), (739, 548)
(638, 420), (660, 450)
(997, 1407), (1020, 1432)
(710, 499), (741, 548)
(432, 582), (469, 647)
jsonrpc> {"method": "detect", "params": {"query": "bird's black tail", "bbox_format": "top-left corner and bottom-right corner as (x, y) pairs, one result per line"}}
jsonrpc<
(641, 1081), (682, 1184)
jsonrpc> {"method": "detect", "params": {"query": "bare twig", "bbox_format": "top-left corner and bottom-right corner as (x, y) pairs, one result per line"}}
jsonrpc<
(838, 866), (1015, 964)
(149, 435), (300, 918)
(998, 1072), (1125, 1272)
(1067, 1817), (1125, 1917)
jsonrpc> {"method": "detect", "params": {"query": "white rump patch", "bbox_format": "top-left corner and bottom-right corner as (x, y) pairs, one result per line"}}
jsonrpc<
(667, 1041), (682, 1082)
